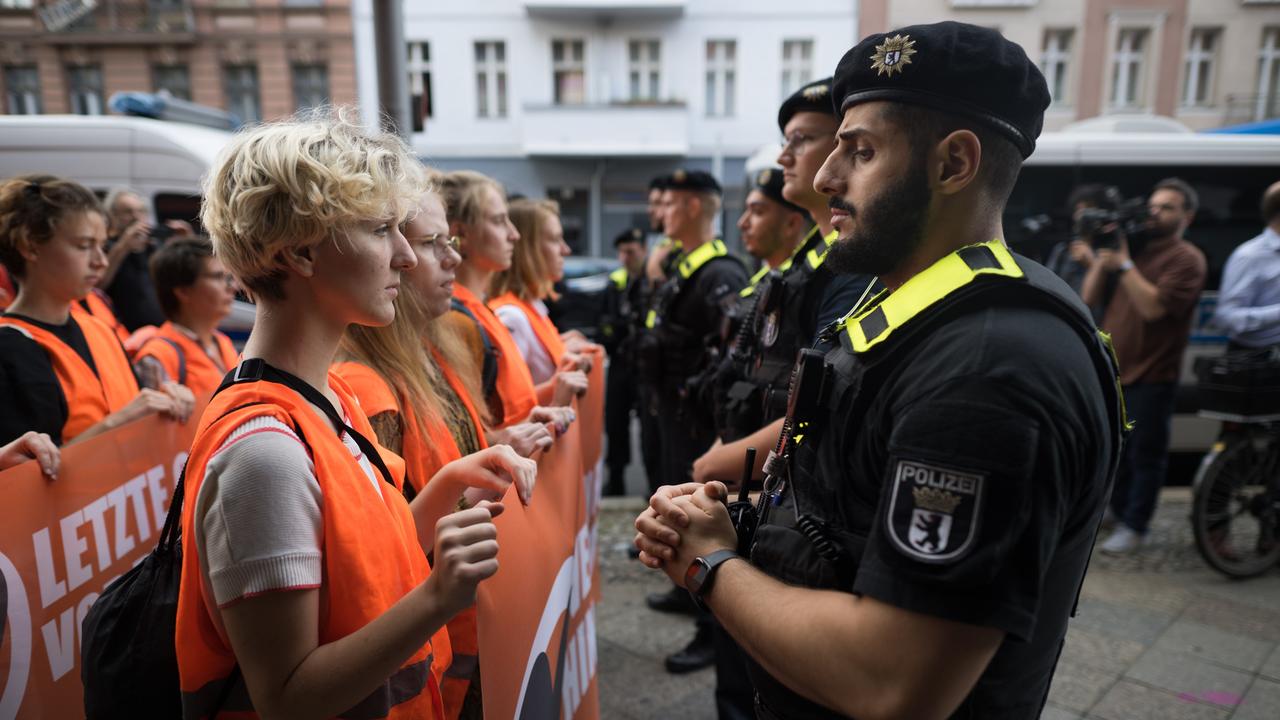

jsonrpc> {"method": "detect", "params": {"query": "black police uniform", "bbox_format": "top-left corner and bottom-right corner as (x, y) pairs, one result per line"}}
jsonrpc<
(602, 233), (645, 495)
(738, 24), (1127, 720)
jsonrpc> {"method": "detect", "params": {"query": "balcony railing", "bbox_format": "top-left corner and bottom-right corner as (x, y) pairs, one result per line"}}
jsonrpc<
(523, 0), (685, 18)
(522, 101), (688, 156)
(38, 0), (194, 38)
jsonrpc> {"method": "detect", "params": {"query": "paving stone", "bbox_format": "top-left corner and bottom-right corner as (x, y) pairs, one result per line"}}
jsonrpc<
(1124, 651), (1252, 707)
(1071, 597), (1178, 646)
(1077, 570), (1196, 617)
(1261, 645), (1280, 681)
(1046, 659), (1118, 712)
(1149, 619), (1274, 672)
(596, 637), (712, 719)
(1233, 677), (1280, 720)
(1088, 680), (1230, 720)
(1060, 626), (1147, 675)
(1040, 704), (1083, 720)
(1196, 573), (1280, 614)
(1178, 593), (1280, 643)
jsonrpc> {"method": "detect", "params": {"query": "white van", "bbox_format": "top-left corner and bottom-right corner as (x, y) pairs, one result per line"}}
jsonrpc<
(1007, 126), (1280, 456)
(0, 114), (254, 339)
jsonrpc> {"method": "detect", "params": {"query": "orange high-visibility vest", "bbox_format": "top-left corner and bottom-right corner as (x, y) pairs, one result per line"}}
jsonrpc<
(0, 310), (139, 442)
(72, 288), (131, 344)
(487, 292), (567, 367)
(451, 284), (538, 428)
(330, 358), (485, 720)
(134, 322), (239, 396)
(175, 372), (448, 719)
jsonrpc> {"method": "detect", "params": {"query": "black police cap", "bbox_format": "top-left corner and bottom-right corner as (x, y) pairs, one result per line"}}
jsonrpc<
(666, 168), (721, 196)
(777, 77), (836, 134)
(751, 167), (807, 216)
(649, 175), (671, 191)
(831, 21), (1050, 158)
(613, 227), (646, 248)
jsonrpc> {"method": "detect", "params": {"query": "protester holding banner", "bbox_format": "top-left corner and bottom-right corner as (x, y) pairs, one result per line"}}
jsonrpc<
(0, 176), (195, 448)
(176, 111), (526, 719)
(132, 237), (239, 395)
(0, 429), (59, 475)
(491, 197), (595, 385)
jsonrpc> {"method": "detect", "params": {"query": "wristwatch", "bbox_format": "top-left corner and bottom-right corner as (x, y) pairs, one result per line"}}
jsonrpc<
(685, 549), (740, 608)
(1118, 259), (1135, 274)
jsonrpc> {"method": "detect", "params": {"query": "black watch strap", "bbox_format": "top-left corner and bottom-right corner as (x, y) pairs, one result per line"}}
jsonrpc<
(689, 549), (740, 607)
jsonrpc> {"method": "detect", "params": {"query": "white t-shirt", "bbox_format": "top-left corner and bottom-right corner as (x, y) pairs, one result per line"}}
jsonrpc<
(194, 414), (382, 607)
(494, 300), (557, 384)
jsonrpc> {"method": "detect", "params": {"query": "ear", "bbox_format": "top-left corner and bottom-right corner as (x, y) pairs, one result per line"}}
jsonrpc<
(172, 284), (193, 307)
(934, 129), (982, 197)
(278, 243), (317, 278)
(16, 237), (38, 264)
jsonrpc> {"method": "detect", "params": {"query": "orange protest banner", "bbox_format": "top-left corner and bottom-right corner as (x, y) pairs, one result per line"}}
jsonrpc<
(478, 359), (604, 720)
(0, 406), (204, 719)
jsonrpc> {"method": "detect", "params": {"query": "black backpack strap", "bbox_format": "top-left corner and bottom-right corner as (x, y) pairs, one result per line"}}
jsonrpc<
(450, 297), (499, 399)
(150, 336), (188, 386)
(226, 358), (398, 489)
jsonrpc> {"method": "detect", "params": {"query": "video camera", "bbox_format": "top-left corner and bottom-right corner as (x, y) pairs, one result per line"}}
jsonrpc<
(1073, 193), (1150, 251)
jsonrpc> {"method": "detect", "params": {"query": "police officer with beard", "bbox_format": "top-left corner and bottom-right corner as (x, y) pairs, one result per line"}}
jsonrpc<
(635, 22), (1125, 719)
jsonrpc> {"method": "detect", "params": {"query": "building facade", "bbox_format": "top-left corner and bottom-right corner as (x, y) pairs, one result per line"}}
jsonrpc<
(862, 0), (1280, 131)
(352, 0), (858, 256)
(0, 0), (357, 123)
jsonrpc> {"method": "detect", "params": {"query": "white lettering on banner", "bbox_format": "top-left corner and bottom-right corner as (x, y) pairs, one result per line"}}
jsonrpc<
(1, 551), (34, 719)
(32, 529), (65, 608)
(60, 511), (93, 593)
(40, 607), (75, 681)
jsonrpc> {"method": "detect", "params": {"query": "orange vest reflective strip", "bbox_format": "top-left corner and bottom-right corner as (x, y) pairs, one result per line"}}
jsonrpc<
(74, 289), (130, 344)
(487, 292), (567, 366)
(452, 284), (538, 428)
(0, 311), (139, 442)
(175, 372), (445, 719)
(135, 323), (239, 396)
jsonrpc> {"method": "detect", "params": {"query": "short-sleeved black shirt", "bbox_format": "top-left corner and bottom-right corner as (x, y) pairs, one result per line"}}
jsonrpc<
(754, 283), (1114, 719)
(104, 240), (165, 331)
(0, 313), (99, 446)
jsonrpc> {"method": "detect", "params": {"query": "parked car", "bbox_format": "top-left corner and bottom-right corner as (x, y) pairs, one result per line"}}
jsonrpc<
(547, 255), (620, 343)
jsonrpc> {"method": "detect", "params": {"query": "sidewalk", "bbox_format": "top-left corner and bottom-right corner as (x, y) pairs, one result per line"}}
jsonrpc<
(595, 489), (1280, 719)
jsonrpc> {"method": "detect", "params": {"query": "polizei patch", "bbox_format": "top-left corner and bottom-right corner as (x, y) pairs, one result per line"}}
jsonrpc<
(885, 459), (985, 563)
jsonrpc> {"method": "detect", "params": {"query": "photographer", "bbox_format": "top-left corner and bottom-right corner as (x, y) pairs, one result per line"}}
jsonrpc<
(1082, 177), (1206, 554)
(98, 188), (193, 330)
(1044, 184), (1120, 298)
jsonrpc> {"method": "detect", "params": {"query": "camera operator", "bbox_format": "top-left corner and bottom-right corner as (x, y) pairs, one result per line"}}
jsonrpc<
(98, 188), (193, 330)
(1213, 180), (1280, 351)
(1082, 177), (1206, 555)
(1044, 184), (1121, 297)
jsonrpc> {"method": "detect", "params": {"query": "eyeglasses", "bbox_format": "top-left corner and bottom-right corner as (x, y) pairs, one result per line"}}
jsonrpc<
(780, 130), (835, 156)
(200, 271), (237, 287)
(418, 233), (462, 258)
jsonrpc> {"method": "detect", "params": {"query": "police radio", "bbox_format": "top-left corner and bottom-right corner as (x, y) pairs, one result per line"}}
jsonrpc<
(727, 447), (759, 556)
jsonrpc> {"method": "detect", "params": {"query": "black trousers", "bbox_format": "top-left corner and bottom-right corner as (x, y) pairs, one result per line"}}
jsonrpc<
(638, 383), (665, 494)
(604, 358), (635, 489)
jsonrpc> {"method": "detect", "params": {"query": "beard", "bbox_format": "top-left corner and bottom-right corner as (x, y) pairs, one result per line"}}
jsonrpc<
(825, 154), (932, 278)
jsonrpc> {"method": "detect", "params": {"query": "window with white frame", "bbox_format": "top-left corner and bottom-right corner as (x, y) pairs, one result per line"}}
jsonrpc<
(475, 41), (507, 118)
(628, 39), (660, 102)
(705, 40), (736, 118)
(1110, 28), (1148, 109)
(1259, 28), (1280, 120)
(407, 42), (433, 132)
(552, 39), (585, 105)
(1182, 28), (1219, 107)
(153, 64), (191, 100)
(1040, 29), (1073, 105)
(67, 65), (103, 115)
(223, 64), (261, 123)
(4, 65), (41, 114)
(780, 39), (813, 98)
(292, 63), (329, 112)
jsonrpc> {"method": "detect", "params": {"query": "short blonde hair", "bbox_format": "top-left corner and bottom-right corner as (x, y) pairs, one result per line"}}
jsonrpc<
(200, 108), (427, 300)
(438, 170), (504, 228)
(492, 198), (560, 302)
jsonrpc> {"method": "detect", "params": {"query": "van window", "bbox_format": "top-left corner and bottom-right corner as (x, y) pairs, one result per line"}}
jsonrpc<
(153, 192), (203, 235)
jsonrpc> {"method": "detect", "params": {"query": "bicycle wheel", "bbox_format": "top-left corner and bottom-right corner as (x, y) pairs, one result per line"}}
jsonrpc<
(1191, 435), (1280, 578)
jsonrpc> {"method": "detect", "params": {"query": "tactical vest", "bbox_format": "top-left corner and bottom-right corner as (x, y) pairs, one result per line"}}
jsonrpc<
(746, 241), (1127, 720)
(635, 238), (736, 386)
(717, 229), (839, 441)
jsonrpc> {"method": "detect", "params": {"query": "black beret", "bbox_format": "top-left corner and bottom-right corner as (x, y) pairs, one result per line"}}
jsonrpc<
(666, 168), (722, 196)
(750, 167), (807, 216)
(832, 21), (1050, 158)
(613, 227), (646, 247)
(648, 175), (670, 191)
(777, 77), (836, 133)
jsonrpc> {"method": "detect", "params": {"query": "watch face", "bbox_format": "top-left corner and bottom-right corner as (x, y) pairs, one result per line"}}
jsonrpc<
(685, 557), (709, 593)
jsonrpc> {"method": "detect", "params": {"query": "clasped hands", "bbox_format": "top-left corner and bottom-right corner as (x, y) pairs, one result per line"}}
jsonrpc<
(633, 481), (739, 589)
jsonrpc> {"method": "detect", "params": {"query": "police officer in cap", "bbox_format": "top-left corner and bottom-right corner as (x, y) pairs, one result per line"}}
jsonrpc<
(602, 227), (648, 495)
(693, 77), (873, 486)
(636, 22), (1125, 719)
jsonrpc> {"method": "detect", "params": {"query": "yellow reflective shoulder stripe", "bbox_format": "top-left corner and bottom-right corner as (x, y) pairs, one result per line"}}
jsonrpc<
(645, 309), (657, 329)
(740, 264), (771, 297)
(841, 239), (1023, 353)
(805, 229), (839, 271)
(677, 238), (728, 279)
(778, 226), (822, 273)
(1097, 330), (1133, 431)
(609, 268), (628, 290)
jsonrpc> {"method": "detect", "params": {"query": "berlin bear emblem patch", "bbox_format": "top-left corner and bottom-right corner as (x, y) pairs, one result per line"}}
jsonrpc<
(886, 459), (985, 563)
